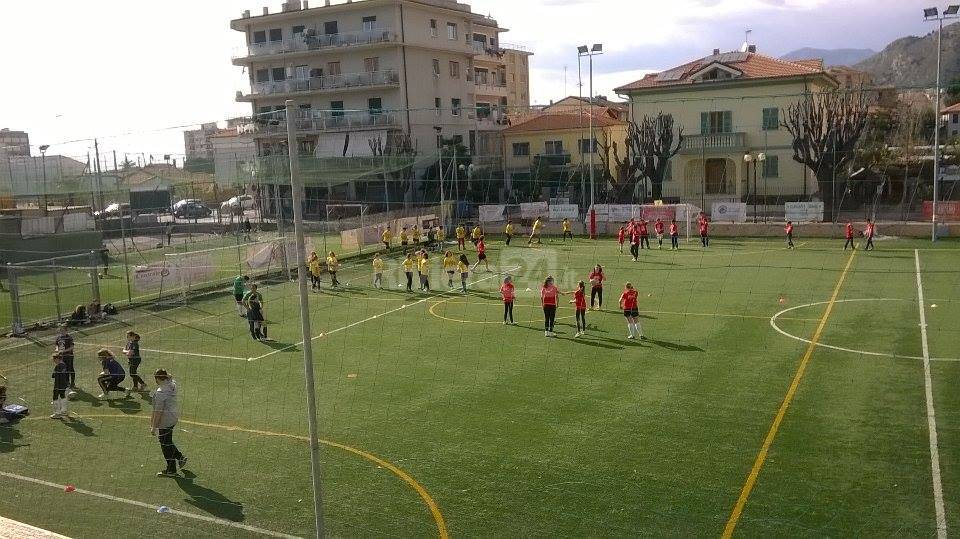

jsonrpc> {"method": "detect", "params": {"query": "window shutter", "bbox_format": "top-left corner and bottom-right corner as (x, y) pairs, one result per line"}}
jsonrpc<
(722, 111), (732, 133)
(700, 112), (708, 135)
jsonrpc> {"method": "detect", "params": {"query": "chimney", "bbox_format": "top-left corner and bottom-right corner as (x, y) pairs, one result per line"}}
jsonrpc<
(242, 9), (250, 18)
(747, 44), (757, 53)
(262, 6), (269, 15)
(303, 0), (308, 7)
(713, 48), (720, 56)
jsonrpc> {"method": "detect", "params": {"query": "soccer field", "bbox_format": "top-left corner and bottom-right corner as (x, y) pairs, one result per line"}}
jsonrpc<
(0, 235), (958, 537)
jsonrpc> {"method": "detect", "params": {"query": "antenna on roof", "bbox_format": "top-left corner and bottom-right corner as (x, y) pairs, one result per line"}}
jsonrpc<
(740, 29), (753, 52)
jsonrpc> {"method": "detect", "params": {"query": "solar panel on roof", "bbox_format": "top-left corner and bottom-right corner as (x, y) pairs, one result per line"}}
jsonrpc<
(717, 52), (748, 63)
(655, 67), (686, 82)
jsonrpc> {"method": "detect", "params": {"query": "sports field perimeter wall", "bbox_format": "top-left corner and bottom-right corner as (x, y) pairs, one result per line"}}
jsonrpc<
(472, 221), (958, 238)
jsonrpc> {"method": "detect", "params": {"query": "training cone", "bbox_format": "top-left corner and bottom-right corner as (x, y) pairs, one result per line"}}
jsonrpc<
(157, 506), (170, 513)
(64, 485), (76, 493)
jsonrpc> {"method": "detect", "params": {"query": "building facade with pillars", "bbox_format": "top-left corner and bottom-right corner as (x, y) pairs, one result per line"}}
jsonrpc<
(615, 48), (837, 207)
(230, 0), (530, 164)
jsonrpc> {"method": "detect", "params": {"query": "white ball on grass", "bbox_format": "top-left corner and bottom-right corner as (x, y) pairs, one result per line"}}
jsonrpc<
(67, 391), (78, 401)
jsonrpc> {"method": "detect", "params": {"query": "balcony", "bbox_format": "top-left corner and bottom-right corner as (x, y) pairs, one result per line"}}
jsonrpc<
(250, 110), (401, 136)
(232, 28), (398, 63)
(679, 132), (746, 155)
(473, 80), (508, 97)
(534, 153), (571, 167)
(238, 70), (400, 101)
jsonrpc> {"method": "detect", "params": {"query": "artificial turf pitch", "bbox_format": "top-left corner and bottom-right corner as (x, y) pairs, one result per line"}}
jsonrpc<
(0, 235), (958, 537)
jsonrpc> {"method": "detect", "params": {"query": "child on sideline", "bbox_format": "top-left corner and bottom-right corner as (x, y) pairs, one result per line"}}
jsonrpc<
(864, 219), (876, 251)
(308, 252), (322, 291)
(326, 251), (340, 287)
(570, 281), (587, 337)
(589, 264), (605, 310)
(504, 220), (515, 245)
(381, 226), (392, 250)
(669, 219), (680, 250)
(619, 283), (642, 340)
(561, 218), (573, 242)
(96, 349), (127, 399)
(458, 254), (470, 293)
(500, 275), (515, 324)
(654, 218), (665, 249)
(123, 331), (147, 394)
(50, 353), (70, 419)
(443, 250), (457, 288)
(372, 254), (385, 289)
(785, 221), (795, 249)
(418, 252), (431, 291)
(455, 223), (466, 251)
(844, 221), (856, 250)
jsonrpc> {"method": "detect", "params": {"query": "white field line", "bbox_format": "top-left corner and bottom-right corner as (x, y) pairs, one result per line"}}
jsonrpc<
(915, 249), (947, 539)
(73, 342), (250, 362)
(249, 266), (520, 362)
(0, 470), (300, 539)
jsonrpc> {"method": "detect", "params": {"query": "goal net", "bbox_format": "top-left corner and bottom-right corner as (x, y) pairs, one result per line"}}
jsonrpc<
(6, 251), (103, 335)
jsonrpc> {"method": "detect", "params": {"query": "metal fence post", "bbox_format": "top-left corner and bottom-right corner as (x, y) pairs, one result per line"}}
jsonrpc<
(51, 264), (63, 322)
(8, 263), (24, 336)
(89, 251), (101, 306)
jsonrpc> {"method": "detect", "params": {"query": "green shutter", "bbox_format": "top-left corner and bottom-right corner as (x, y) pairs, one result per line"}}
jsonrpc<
(763, 156), (779, 178)
(722, 111), (733, 133)
(700, 112), (708, 135)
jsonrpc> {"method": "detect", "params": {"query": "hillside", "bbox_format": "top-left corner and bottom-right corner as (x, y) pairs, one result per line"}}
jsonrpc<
(854, 21), (960, 88)
(781, 47), (876, 67)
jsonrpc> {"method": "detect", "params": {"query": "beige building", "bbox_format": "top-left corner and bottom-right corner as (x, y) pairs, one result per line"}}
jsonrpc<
(183, 122), (220, 162)
(230, 0), (531, 162)
(0, 128), (31, 158)
(615, 48), (838, 206)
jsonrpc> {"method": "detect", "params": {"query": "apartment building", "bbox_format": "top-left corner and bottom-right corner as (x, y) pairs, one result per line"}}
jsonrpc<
(183, 122), (220, 162)
(615, 47), (837, 205)
(0, 128), (31, 158)
(230, 0), (531, 164)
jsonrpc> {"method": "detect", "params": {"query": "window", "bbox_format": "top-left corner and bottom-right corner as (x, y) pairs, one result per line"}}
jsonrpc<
(292, 25), (305, 36)
(475, 68), (488, 84)
(268, 28), (282, 42)
(255, 69), (269, 82)
(578, 138), (598, 154)
(700, 111), (732, 134)
(430, 19), (438, 37)
(762, 155), (779, 178)
(453, 134), (464, 145)
(327, 61), (341, 76)
(476, 102), (491, 119)
(432, 59), (441, 77)
(272, 67), (286, 81)
(253, 30), (267, 44)
(451, 98), (461, 116)
(512, 142), (530, 156)
(324, 21), (338, 35)
(368, 97), (383, 115)
(330, 101), (344, 117)
(762, 107), (779, 130)
(953, 113), (959, 123)
(364, 57), (379, 72)
(447, 22), (458, 40)
(435, 97), (442, 116)
(449, 61), (460, 78)
(310, 67), (323, 78)
(545, 140), (564, 155)
(362, 16), (377, 31)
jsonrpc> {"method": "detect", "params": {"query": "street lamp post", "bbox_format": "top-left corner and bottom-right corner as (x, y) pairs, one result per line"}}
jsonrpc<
(434, 126), (445, 231)
(578, 43), (603, 238)
(924, 5), (959, 241)
(744, 152), (765, 223)
(39, 144), (50, 215)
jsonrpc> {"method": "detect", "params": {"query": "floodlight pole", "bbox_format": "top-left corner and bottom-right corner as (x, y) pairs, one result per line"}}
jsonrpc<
(932, 14), (944, 241)
(284, 100), (325, 539)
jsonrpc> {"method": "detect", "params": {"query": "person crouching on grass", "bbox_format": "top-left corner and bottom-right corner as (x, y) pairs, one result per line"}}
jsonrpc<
(620, 283), (643, 340)
(96, 349), (127, 399)
(569, 280), (587, 338)
(123, 331), (147, 394)
(151, 369), (187, 478)
(50, 353), (70, 419)
(500, 275), (515, 324)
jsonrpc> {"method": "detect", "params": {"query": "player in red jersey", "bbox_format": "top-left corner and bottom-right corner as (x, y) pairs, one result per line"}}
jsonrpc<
(540, 276), (562, 337)
(698, 215), (710, 247)
(617, 225), (626, 254)
(654, 218), (665, 249)
(864, 219), (876, 251)
(588, 264), (604, 310)
(638, 219), (650, 249)
(619, 282), (642, 339)
(500, 275), (515, 325)
(843, 221), (856, 250)
(784, 221), (795, 249)
(569, 281), (588, 337)
(630, 225), (641, 261)
(472, 236), (490, 271)
(669, 219), (679, 250)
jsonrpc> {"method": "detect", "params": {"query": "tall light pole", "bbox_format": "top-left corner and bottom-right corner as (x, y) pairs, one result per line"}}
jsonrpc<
(743, 152), (765, 223)
(434, 126), (445, 231)
(924, 5), (959, 241)
(578, 43), (603, 238)
(39, 144), (50, 215)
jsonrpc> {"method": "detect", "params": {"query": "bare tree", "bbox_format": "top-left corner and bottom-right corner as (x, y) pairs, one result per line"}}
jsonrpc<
(782, 89), (870, 221)
(602, 112), (683, 202)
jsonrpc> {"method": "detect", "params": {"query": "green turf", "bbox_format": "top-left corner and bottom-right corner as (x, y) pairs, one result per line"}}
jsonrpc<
(0, 235), (958, 537)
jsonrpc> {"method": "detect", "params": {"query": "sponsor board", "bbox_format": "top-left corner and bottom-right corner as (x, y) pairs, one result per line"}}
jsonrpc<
(520, 201), (549, 219)
(641, 204), (677, 222)
(479, 205), (506, 223)
(923, 201), (960, 220)
(548, 204), (580, 220)
(784, 202), (824, 222)
(710, 202), (747, 222)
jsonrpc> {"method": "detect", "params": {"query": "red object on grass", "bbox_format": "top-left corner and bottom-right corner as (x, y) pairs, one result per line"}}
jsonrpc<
(64, 485), (76, 493)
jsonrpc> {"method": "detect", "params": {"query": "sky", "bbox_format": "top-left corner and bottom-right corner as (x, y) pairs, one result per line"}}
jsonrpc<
(0, 0), (938, 161)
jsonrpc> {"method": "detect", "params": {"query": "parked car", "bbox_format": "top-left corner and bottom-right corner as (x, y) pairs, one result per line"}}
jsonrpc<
(171, 198), (202, 212)
(220, 194), (256, 215)
(93, 202), (127, 218)
(173, 201), (212, 219)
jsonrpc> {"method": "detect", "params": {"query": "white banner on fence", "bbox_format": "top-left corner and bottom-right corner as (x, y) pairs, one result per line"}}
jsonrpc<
(134, 251), (216, 292)
(520, 201), (549, 219)
(133, 263), (171, 291)
(785, 202), (824, 222)
(479, 205), (506, 223)
(548, 204), (579, 220)
(711, 202), (747, 222)
(591, 204), (640, 222)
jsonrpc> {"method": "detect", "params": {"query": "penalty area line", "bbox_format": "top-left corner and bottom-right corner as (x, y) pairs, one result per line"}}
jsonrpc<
(0, 470), (299, 539)
(248, 266), (520, 361)
(73, 342), (250, 362)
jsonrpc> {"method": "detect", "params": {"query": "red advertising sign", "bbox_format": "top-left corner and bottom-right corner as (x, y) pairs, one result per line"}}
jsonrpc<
(922, 201), (960, 220)
(641, 205), (676, 222)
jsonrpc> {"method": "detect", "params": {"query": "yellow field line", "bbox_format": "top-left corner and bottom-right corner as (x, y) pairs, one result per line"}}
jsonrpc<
(31, 413), (449, 539)
(722, 249), (857, 537)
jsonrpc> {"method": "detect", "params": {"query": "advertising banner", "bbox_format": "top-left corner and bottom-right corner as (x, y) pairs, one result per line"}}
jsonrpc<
(548, 204), (580, 220)
(641, 204), (677, 222)
(710, 202), (747, 222)
(922, 201), (960, 220)
(784, 202), (824, 222)
(520, 201), (549, 219)
(479, 205), (506, 223)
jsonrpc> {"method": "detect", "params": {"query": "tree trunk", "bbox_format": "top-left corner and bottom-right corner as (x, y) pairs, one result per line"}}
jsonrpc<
(816, 169), (837, 223)
(651, 179), (663, 201)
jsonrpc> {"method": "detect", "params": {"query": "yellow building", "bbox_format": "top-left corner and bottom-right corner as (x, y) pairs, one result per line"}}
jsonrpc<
(501, 108), (627, 198)
(615, 48), (837, 205)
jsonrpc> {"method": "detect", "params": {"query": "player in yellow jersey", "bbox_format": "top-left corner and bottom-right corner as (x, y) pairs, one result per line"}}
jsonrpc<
(504, 220), (515, 245)
(471, 224), (483, 246)
(418, 251), (431, 291)
(401, 253), (415, 291)
(457, 254), (470, 293)
(455, 224), (466, 250)
(434, 226), (446, 251)
(442, 250), (457, 288)
(326, 251), (340, 287)
(399, 226), (409, 246)
(307, 251), (322, 291)
(381, 227), (392, 250)
(372, 253), (385, 289)
(411, 225), (421, 245)
(561, 218), (573, 242)
(528, 216), (543, 245)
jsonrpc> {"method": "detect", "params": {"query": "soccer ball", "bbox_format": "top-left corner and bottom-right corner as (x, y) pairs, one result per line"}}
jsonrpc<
(67, 391), (78, 401)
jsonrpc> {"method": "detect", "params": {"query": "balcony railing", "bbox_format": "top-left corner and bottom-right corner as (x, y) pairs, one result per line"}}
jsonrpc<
(250, 111), (400, 135)
(535, 153), (572, 167)
(235, 28), (397, 59)
(245, 70), (400, 98)
(680, 132), (746, 154)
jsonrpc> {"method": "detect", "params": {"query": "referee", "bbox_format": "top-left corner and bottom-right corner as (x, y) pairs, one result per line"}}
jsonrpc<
(151, 369), (187, 477)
